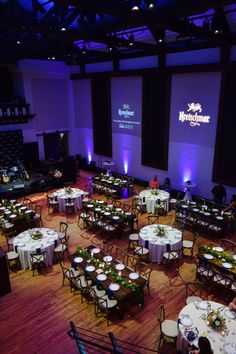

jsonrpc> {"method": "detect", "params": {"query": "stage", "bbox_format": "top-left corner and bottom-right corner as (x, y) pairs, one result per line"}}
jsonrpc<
(0, 172), (63, 199)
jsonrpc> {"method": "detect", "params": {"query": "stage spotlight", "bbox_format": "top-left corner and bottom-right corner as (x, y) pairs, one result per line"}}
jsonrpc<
(82, 43), (86, 54)
(128, 33), (134, 46)
(131, 0), (140, 11)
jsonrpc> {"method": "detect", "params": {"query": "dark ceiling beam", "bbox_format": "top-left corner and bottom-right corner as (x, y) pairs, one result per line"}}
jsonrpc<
(55, 0), (234, 40)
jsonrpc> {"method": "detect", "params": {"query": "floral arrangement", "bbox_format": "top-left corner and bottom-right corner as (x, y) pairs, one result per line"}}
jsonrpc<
(206, 309), (226, 330)
(156, 226), (166, 236)
(151, 189), (159, 196)
(54, 170), (62, 178)
(31, 230), (42, 240)
(65, 187), (72, 194)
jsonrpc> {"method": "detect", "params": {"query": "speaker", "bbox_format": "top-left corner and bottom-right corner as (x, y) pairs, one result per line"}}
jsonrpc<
(0, 247), (11, 297)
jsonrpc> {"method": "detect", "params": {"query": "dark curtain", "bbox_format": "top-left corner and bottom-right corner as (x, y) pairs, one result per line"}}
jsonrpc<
(91, 77), (112, 157)
(142, 74), (170, 170)
(213, 69), (236, 187)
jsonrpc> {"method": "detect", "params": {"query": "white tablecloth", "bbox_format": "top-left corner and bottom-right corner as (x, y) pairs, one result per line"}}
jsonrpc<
(139, 224), (182, 263)
(139, 190), (170, 213)
(177, 301), (236, 354)
(13, 228), (59, 269)
(53, 188), (86, 212)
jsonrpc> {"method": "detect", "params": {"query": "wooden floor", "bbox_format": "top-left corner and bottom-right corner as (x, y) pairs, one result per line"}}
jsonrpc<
(0, 171), (235, 354)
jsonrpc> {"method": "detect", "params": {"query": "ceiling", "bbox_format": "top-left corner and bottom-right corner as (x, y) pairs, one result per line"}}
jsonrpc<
(0, 0), (236, 66)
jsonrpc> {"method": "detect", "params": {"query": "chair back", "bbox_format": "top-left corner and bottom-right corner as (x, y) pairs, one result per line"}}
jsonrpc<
(30, 251), (46, 264)
(220, 239), (236, 253)
(60, 221), (68, 235)
(147, 214), (159, 225)
(126, 253), (138, 270)
(101, 240), (113, 255)
(157, 304), (165, 325)
(185, 282), (202, 299)
(115, 247), (126, 264)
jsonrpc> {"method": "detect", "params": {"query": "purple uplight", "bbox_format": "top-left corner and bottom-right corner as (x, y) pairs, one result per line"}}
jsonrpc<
(88, 151), (92, 163)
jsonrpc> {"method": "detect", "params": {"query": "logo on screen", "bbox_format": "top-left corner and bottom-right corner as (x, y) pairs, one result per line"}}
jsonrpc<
(118, 104), (134, 118)
(179, 103), (210, 127)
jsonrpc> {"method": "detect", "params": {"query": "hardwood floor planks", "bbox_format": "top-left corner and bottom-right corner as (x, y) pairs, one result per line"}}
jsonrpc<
(0, 170), (235, 353)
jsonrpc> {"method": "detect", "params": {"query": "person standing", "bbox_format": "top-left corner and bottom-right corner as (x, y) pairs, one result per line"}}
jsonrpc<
(211, 182), (227, 204)
(149, 175), (160, 189)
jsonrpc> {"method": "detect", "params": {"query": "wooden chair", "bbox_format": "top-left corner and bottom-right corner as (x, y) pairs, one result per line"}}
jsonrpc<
(185, 281), (203, 304)
(146, 214), (159, 225)
(128, 233), (139, 250)
(7, 251), (20, 272)
(195, 258), (214, 287)
(182, 232), (198, 258)
(134, 246), (150, 263)
(34, 205), (43, 227)
(157, 303), (178, 350)
(58, 221), (68, 242)
(94, 292), (118, 325)
(163, 248), (182, 271)
(71, 275), (92, 303)
(30, 251), (47, 276)
(220, 239), (236, 253)
(131, 207), (141, 230)
(59, 262), (80, 292)
(126, 253), (139, 270)
(136, 262), (153, 296)
(115, 247), (126, 264)
(101, 239), (114, 255)
(123, 203), (131, 212)
(54, 235), (70, 262)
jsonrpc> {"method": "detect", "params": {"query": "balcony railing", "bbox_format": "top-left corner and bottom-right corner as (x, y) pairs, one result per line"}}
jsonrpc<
(0, 103), (35, 125)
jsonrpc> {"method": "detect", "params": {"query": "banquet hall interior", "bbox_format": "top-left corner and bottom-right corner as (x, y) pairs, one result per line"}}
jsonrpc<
(1, 1), (236, 353)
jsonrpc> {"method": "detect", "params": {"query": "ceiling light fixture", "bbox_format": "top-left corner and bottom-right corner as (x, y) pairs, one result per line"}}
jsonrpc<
(131, 0), (140, 11)
(61, 27), (66, 31)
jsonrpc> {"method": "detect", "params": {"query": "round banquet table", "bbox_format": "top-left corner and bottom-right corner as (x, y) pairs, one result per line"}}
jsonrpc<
(139, 189), (170, 214)
(177, 301), (236, 354)
(139, 224), (182, 263)
(13, 228), (59, 269)
(53, 188), (86, 212)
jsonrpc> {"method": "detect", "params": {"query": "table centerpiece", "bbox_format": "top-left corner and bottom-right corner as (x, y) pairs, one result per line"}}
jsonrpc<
(31, 229), (43, 241)
(206, 309), (226, 332)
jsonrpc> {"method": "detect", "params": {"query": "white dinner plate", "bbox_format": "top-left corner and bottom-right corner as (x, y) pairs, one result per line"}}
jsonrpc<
(129, 272), (139, 280)
(140, 229), (147, 235)
(190, 202), (196, 205)
(91, 247), (100, 254)
(233, 255), (236, 260)
(198, 301), (209, 310)
(74, 257), (83, 263)
(24, 210), (32, 214)
(97, 273), (107, 281)
(224, 212), (232, 216)
(125, 212), (132, 215)
(212, 208), (219, 212)
(223, 343), (236, 354)
(204, 212), (210, 216)
(115, 263), (125, 271)
(212, 247), (224, 252)
(204, 254), (214, 260)
(112, 216), (120, 220)
(98, 200), (104, 204)
(222, 262), (232, 269)
(116, 208), (122, 211)
(87, 204), (93, 208)
(109, 283), (120, 291)
(94, 208), (102, 212)
(166, 226), (173, 231)
(181, 205), (188, 208)
(104, 212), (111, 216)
(224, 309), (236, 319)
(192, 208), (199, 212)
(10, 214), (17, 218)
(216, 216), (223, 220)
(85, 265), (95, 272)
(47, 230), (55, 235)
(180, 314), (193, 327)
(103, 255), (113, 263)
